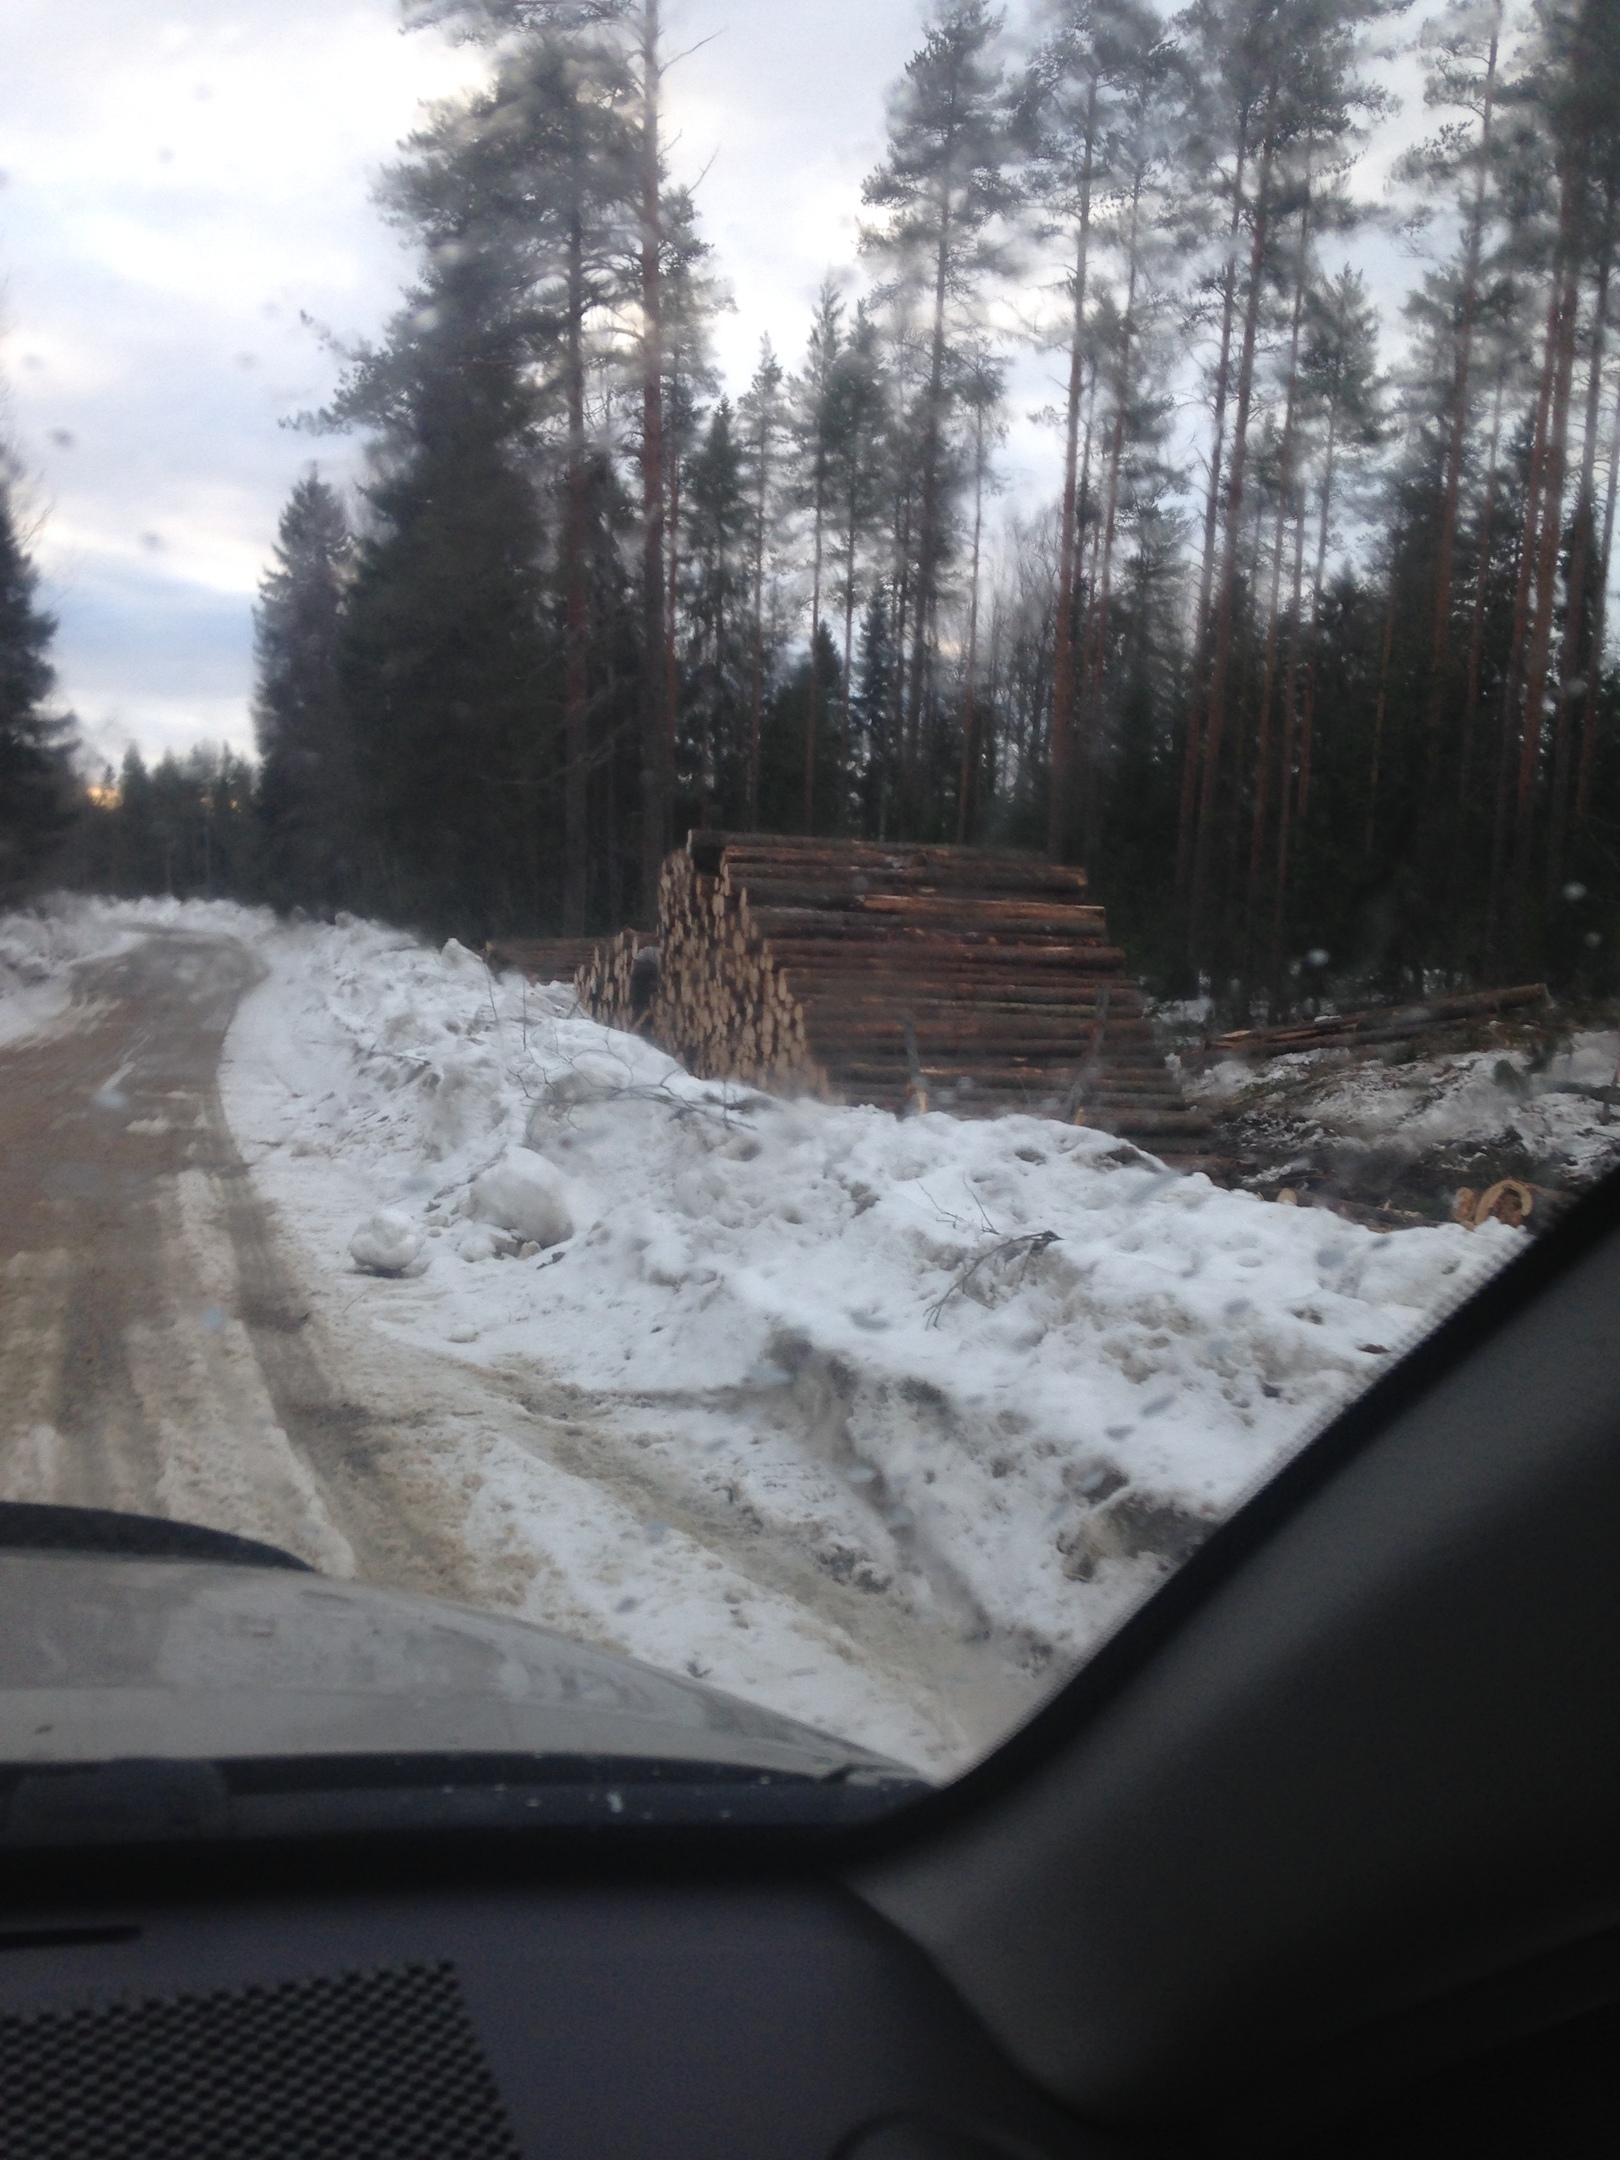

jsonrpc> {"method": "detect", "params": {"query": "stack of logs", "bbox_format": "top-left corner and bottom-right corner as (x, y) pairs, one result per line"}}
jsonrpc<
(604, 832), (1210, 1154)
(574, 929), (659, 1032)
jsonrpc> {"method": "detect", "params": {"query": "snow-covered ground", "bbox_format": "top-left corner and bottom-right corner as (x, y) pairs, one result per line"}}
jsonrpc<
(1191, 1025), (1620, 1219)
(0, 896), (1534, 1768)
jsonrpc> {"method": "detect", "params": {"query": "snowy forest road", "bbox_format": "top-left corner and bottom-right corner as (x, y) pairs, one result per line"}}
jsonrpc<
(0, 932), (1031, 1768)
(0, 931), (431, 1582)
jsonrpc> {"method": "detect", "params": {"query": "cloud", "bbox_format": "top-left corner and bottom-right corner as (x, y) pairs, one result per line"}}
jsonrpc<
(1, 0), (486, 757)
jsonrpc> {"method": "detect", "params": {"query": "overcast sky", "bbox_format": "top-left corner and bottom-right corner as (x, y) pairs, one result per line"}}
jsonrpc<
(1, 0), (1426, 769)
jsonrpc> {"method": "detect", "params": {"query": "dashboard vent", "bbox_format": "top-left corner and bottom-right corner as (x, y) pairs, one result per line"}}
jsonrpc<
(0, 1959), (520, 2159)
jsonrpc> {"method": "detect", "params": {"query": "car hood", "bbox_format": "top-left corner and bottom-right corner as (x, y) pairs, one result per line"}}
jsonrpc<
(0, 1551), (914, 1786)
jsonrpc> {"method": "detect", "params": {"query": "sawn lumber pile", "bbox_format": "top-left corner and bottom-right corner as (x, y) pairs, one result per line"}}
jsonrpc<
(616, 832), (1209, 1150)
(1203, 982), (1549, 1063)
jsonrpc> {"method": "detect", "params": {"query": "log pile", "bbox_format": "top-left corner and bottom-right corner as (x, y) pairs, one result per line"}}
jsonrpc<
(1202, 983), (1549, 1063)
(573, 929), (660, 1032)
(606, 832), (1209, 1153)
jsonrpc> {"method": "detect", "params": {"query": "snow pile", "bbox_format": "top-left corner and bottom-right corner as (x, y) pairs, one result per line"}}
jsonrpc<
(350, 1208), (427, 1275)
(221, 913), (1522, 1675)
(468, 1150), (575, 1249)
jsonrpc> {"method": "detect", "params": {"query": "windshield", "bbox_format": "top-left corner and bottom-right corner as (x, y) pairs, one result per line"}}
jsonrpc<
(1, 0), (1618, 1806)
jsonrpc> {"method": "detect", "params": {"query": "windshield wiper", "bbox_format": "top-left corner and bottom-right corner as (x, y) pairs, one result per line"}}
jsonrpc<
(0, 1503), (311, 1572)
(0, 1753), (932, 1849)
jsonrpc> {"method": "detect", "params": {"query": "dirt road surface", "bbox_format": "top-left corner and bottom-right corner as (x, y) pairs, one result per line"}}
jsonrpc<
(0, 932), (1038, 1767)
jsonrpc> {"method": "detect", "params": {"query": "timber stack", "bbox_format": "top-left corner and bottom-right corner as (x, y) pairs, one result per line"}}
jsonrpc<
(574, 929), (659, 1031)
(604, 831), (1209, 1154)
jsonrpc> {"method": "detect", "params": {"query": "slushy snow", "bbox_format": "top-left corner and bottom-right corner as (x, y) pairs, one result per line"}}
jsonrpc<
(0, 897), (1531, 1766)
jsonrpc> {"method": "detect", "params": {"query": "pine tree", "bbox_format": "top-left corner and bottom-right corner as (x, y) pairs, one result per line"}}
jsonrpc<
(861, 0), (1017, 833)
(1019, 0), (1163, 861)
(1183, 0), (1398, 976)
(253, 472), (356, 913)
(407, 0), (682, 919)
(0, 460), (71, 900)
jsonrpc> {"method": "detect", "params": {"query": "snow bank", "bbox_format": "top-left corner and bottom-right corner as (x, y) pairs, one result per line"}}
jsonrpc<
(216, 911), (1521, 1676)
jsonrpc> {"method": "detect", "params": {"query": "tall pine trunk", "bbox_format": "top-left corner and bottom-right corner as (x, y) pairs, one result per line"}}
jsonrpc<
(1189, 100), (1277, 964)
(1422, 11), (1500, 798)
(1484, 257), (1563, 971)
(1548, 211), (1614, 891)
(1247, 185), (1312, 949)
(746, 401), (773, 826)
(1449, 367), (1507, 968)
(1295, 379), (1343, 825)
(638, 0), (669, 915)
(957, 398), (988, 843)
(562, 179), (590, 934)
(804, 465), (826, 832)
(841, 481), (860, 778)
(1047, 84), (1097, 863)
(904, 223), (954, 832)
(1269, 488), (1310, 987)
(1510, 213), (1585, 948)
(1077, 175), (1145, 871)
(1575, 352), (1620, 826)
(1176, 129), (1248, 897)
(665, 406), (681, 817)
(1459, 371), (1508, 821)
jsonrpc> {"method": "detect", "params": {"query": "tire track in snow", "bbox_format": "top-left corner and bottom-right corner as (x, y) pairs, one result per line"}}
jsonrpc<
(463, 1358), (1045, 1763)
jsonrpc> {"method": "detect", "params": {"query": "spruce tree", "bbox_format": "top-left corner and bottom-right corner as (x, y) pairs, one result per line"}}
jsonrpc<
(253, 472), (355, 913)
(821, 303), (892, 771)
(0, 461), (70, 900)
(737, 342), (790, 824)
(679, 398), (751, 824)
(327, 177), (554, 936)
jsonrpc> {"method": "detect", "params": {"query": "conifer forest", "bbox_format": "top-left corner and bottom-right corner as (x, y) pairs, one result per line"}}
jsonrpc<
(31, 0), (1620, 1015)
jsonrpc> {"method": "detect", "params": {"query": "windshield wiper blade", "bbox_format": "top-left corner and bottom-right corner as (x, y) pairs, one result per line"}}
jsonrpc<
(0, 1503), (311, 1572)
(0, 1753), (933, 1850)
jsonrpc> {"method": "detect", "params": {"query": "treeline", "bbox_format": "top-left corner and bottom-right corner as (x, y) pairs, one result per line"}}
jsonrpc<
(59, 746), (259, 905)
(54, 2), (1620, 1012)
